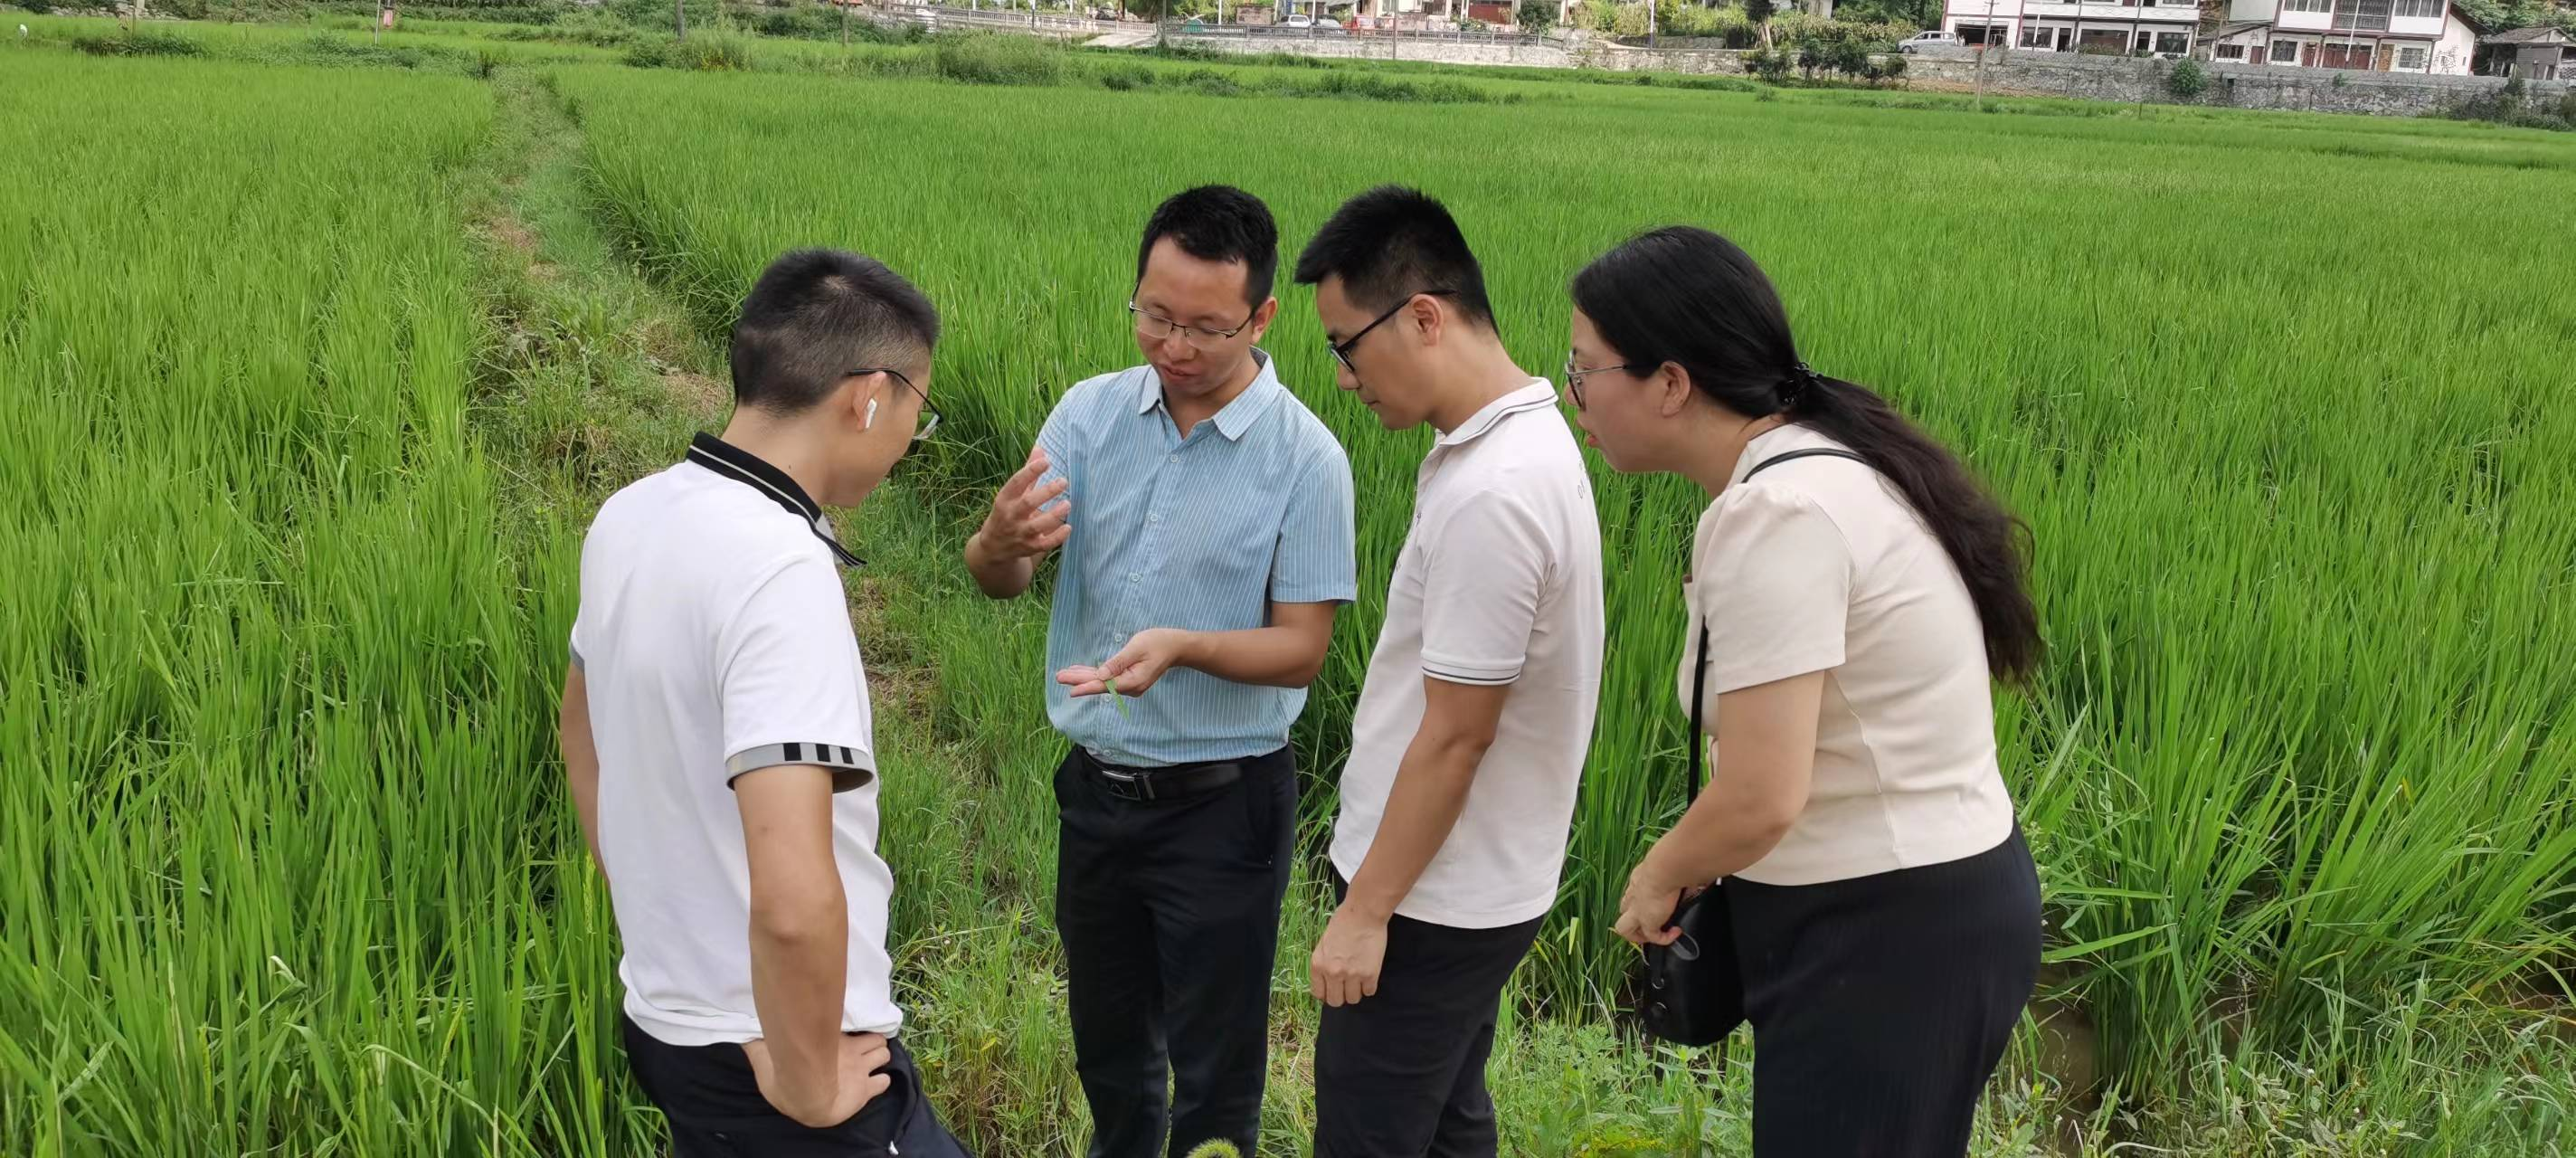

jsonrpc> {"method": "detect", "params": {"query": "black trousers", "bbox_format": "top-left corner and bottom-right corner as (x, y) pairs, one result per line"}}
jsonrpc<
(620, 1014), (973, 1158)
(1053, 745), (1297, 1158)
(1312, 878), (1545, 1158)
(1733, 829), (2042, 1158)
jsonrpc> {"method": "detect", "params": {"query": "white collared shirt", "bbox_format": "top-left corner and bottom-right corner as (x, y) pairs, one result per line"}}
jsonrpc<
(571, 436), (900, 1046)
(1331, 380), (1605, 928)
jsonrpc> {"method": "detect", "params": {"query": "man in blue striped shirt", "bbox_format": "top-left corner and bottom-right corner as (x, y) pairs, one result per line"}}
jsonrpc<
(963, 185), (1357, 1158)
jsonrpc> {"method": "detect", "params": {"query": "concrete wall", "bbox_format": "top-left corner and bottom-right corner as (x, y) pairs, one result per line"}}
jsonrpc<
(1162, 30), (1576, 67)
(1160, 28), (2571, 118)
(1902, 49), (2571, 115)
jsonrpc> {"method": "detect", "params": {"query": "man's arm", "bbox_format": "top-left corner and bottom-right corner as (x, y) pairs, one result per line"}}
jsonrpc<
(1309, 676), (1508, 1007)
(559, 664), (605, 881)
(735, 764), (890, 1127)
(1056, 600), (1339, 697)
(965, 446), (1071, 600)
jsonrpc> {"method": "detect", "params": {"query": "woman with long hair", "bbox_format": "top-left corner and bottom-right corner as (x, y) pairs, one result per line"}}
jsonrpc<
(1569, 226), (2044, 1155)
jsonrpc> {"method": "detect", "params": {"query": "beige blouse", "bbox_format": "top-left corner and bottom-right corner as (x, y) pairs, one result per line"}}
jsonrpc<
(1680, 425), (2015, 886)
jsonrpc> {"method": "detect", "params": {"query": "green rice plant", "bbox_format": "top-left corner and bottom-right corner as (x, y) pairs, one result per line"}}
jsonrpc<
(0, 52), (639, 1157)
(9, 33), (2575, 1155)
(561, 62), (2576, 1098)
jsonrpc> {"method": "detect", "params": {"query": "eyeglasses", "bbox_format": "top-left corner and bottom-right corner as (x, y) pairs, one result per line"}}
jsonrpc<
(1130, 301), (1257, 351)
(1327, 289), (1455, 374)
(851, 366), (939, 441)
(1562, 354), (1650, 410)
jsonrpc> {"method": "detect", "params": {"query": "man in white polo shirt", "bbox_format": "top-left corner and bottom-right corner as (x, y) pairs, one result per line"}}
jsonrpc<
(560, 249), (971, 1156)
(1293, 188), (1605, 1156)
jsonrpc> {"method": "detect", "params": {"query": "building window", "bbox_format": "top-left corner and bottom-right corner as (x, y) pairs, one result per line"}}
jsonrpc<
(2157, 32), (2190, 53)
(2218, 43), (2247, 59)
(2391, 0), (2441, 17)
(2398, 45), (2427, 69)
(2136, 31), (2154, 52)
(2021, 24), (2056, 48)
(2333, 0), (2391, 31)
(2284, 0), (2330, 12)
(2271, 38), (2300, 62)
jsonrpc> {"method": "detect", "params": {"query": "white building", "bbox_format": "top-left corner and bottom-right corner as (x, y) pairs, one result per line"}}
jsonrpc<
(1941, 0), (2202, 58)
(2202, 0), (2484, 75)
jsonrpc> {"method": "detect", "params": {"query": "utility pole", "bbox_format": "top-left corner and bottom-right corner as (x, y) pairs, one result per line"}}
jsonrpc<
(1974, 0), (1998, 101)
(675, 0), (687, 40)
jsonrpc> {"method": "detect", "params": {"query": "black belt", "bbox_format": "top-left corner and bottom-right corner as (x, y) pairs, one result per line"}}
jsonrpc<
(1077, 749), (1251, 802)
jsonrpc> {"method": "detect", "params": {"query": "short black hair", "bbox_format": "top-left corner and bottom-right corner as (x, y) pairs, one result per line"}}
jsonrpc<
(729, 248), (940, 413)
(1134, 185), (1279, 308)
(1293, 185), (1494, 329)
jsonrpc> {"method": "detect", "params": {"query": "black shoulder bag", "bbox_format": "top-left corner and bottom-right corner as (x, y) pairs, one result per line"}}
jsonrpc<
(1638, 447), (1868, 1047)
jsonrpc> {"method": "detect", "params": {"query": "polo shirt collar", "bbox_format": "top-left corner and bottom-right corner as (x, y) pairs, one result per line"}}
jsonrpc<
(1133, 348), (1286, 442)
(1435, 378), (1558, 447)
(684, 432), (864, 567)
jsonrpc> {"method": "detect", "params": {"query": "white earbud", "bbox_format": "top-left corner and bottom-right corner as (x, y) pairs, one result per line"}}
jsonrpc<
(865, 398), (878, 430)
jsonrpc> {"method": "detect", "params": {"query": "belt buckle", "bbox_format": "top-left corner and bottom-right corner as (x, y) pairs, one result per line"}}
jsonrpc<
(1097, 764), (1154, 802)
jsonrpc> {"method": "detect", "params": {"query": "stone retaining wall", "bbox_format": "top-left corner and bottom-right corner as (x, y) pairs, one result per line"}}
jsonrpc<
(1160, 30), (2571, 119)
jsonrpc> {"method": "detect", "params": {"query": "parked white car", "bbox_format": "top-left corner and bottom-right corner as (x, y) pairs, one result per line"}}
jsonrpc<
(1283, 14), (1315, 28)
(1899, 30), (1961, 53)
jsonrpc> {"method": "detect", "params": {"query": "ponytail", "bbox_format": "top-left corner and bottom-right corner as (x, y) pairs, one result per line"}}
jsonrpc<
(1787, 373), (2041, 683)
(1572, 226), (2043, 684)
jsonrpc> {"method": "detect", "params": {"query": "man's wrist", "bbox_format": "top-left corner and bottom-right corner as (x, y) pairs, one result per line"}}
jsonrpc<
(1339, 885), (1397, 925)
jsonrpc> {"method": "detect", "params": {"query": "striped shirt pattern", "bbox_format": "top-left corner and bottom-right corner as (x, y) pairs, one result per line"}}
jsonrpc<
(1036, 350), (1358, 767)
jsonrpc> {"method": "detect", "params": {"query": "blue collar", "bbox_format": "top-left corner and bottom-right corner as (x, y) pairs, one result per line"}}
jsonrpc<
(1134, 347), (1286, 442)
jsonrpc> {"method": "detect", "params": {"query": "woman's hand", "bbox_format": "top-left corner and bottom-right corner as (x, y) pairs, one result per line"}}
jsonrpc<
(1613, 860), (1695, 948)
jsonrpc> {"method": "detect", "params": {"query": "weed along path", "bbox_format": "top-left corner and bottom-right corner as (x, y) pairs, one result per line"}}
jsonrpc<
(4, 25), (2572, 1157)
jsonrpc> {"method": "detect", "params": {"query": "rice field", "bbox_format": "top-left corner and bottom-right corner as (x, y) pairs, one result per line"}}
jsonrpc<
(5, 20), (2576, 1156)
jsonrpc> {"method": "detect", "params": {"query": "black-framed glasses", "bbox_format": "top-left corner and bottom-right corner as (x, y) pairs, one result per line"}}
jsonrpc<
(851, 366), (939, 441)
(1327, 289), (1455, 373)
(1129, 301), (1257, 351)
(1563, 354), (1650, 410)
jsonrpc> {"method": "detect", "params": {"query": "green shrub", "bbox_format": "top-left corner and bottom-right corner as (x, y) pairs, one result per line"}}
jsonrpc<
(72, 30), (205, 57)
(2165, 58), (2210, 100)
(1672, 74), (1757, 92)
(1827, 37), (1870, 79)
(624, 30), (759, 71)
(1096, 62), (1154, 90)
(1177, 65), (1241, 96)
(933, 32), (1066, 85)
(1745, 47), (1792, 83)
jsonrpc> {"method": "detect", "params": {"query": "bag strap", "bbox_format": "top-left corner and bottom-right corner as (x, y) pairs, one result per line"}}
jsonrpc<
(1741, 447), (1868, 481)
(1686, 623), (1710, 802)
(1684, 446), (1870, 802)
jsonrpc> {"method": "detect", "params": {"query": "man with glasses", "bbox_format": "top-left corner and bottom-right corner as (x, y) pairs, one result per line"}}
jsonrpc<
(1293, 187), (1604, 1157)
(964, 185), (1356, 1158)
(563, 249), (971, 1155)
